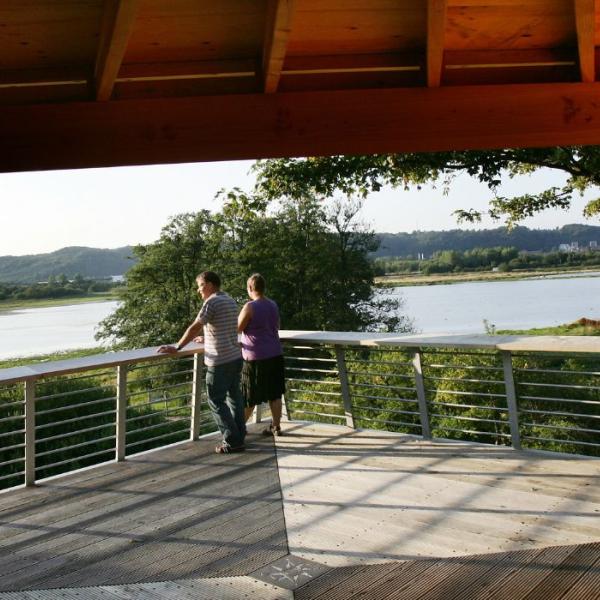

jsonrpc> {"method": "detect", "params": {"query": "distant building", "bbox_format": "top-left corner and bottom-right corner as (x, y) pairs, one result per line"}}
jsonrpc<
(590, 241), (598, 249)
(558, 242), (582, 253)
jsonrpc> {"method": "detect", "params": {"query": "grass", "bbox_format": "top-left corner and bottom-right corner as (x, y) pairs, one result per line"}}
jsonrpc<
(0, 292), (118, 312)
(0, 348), (108, 370)
(376, 266), (600, 287)
(497, 322), (600, 336)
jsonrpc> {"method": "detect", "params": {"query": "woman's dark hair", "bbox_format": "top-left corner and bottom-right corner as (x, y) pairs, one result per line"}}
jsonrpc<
(197, 271), (221, 288)
(247, 273), (266, 294)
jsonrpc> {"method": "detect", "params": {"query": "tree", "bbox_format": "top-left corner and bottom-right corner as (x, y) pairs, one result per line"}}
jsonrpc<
(96, 211), (223, 349)
(252, 147), (600, 228)
(97, 197), (412, 349)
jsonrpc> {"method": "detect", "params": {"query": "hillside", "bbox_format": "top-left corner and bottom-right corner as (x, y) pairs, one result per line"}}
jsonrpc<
(0, 246), (136, 283)
(374, 224), (600, 258)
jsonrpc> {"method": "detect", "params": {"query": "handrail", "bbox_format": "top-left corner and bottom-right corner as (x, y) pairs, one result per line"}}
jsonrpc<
(0, 344), (204, 386)
(2, 332), (599, 386)
(278, 331), (600, 354)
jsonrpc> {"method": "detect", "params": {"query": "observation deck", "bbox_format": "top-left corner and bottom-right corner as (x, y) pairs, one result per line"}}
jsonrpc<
(0, 331), (598, 598)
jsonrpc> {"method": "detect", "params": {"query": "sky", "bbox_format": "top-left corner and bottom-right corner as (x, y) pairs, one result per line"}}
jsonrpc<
(0, 159), (598, 256)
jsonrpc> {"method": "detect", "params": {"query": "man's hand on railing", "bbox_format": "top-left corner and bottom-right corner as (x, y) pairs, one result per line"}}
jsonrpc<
(193, 336), (204, 344)
(157, 345), (180, 354)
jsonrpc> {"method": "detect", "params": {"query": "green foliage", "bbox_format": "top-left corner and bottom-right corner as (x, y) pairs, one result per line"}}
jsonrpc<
(253, 147), (600, 228)
(374, 224), (600, 258)
(0, 276), (123, 304)
(374, 245), (600, 276)
(97, 196), (412, 348)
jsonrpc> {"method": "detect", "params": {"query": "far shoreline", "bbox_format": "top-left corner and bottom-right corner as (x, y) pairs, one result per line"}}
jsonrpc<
(0, 293), (118, 313)
(376, 267), (600, 287)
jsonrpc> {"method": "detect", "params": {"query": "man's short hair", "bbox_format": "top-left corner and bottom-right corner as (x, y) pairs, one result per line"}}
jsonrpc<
(247, 273), (266, 294)
(197, 271), (221, 288)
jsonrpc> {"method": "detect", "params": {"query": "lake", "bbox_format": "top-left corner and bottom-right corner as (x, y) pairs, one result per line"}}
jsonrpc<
(0, 302), (118, 360)
(0, 274), (599, 360)
(390, 274), (600, 334)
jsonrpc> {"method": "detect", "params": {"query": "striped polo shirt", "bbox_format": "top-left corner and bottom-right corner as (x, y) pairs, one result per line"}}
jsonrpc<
(195, 291), (241, 367)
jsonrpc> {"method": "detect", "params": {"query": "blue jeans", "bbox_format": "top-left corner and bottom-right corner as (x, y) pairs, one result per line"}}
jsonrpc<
(205, 358), (246, 448)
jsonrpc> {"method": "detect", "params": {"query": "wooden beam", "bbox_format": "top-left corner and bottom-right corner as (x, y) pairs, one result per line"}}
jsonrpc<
(427, 0), (447, 87)
(263, 0), (295, 93)
(94, 0), (140, 101)
(574, 0), (596, 82)
(4, 83), (600, 173)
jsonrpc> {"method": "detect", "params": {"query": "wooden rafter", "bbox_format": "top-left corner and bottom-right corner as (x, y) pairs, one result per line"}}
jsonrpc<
(427, 0), (447, 87)
(574, 0), (596, 82)
(94, 0), (140, 101)
(262, 0), (295, 93)
(3, 83), (600, 173)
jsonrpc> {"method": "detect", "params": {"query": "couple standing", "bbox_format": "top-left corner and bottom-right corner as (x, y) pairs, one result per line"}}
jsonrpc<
(158, 271), (284, 453)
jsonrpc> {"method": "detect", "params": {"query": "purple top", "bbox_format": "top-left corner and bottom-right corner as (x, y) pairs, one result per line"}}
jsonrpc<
(240, 298), (283, 361)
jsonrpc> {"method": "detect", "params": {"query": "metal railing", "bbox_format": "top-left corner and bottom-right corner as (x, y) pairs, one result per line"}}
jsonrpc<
(280, 331), (600, 457)
(0, 345), (212, 490)
(0, 331), (599, 492)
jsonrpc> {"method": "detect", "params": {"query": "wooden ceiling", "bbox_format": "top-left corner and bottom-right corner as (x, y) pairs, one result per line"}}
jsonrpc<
(1, 0), (600, 172)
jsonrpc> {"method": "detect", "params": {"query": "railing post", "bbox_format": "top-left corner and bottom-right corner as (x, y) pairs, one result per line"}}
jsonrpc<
(254, 404), (263, 424)
(335, 345), (355, 429)
(116, 365), (128, 461)
(412, 350), (431, 439)
(24, 379), (36, 486)
(190, 353), (203, 440)
(501, 350), (521, 450)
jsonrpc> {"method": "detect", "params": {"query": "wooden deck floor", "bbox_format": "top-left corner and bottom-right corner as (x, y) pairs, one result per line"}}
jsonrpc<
(277, 423), (600, 566)
(0, 422), (598, 598)
(0, 428), (288, 592)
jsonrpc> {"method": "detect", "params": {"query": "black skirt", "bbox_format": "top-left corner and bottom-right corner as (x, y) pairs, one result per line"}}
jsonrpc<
(241, 354), (285, 407)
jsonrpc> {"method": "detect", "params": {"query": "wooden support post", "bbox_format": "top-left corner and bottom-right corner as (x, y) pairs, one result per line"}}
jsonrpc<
(116, 365), (128, 461)
(190, 353), (203, 440)
(24, 379), (36, 486)
(412, 350), (431, 439)
(335, 346), (355, 428)
(502, 351), (521, 450)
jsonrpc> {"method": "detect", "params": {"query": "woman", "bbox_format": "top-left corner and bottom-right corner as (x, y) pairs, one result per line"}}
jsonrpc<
(238, 273), (285, 435)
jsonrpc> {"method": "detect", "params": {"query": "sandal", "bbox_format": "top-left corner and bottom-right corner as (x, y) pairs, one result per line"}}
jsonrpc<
(262, 424), (282, 437)
(215, 443), (245, 454)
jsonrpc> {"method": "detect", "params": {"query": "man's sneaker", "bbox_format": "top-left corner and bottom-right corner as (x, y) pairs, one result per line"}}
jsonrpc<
(215, 443), (246, 454)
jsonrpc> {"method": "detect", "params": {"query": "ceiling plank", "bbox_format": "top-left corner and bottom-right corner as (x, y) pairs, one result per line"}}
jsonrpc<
(427, 0), (447, 87)
(263, 0), (296, 93)
(95, 0), (141, 101)
(574, 0), (596, 82)
(3, 83), (600, 173)
(283, 53), (421, 75)
(445, 49), (576, 68)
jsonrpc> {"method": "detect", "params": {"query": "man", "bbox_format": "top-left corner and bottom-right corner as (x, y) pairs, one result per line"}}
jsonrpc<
(158, 271), (246, 453)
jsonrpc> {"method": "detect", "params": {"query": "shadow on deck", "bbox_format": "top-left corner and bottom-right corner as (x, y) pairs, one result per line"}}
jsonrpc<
(0, 423), (599, 599)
